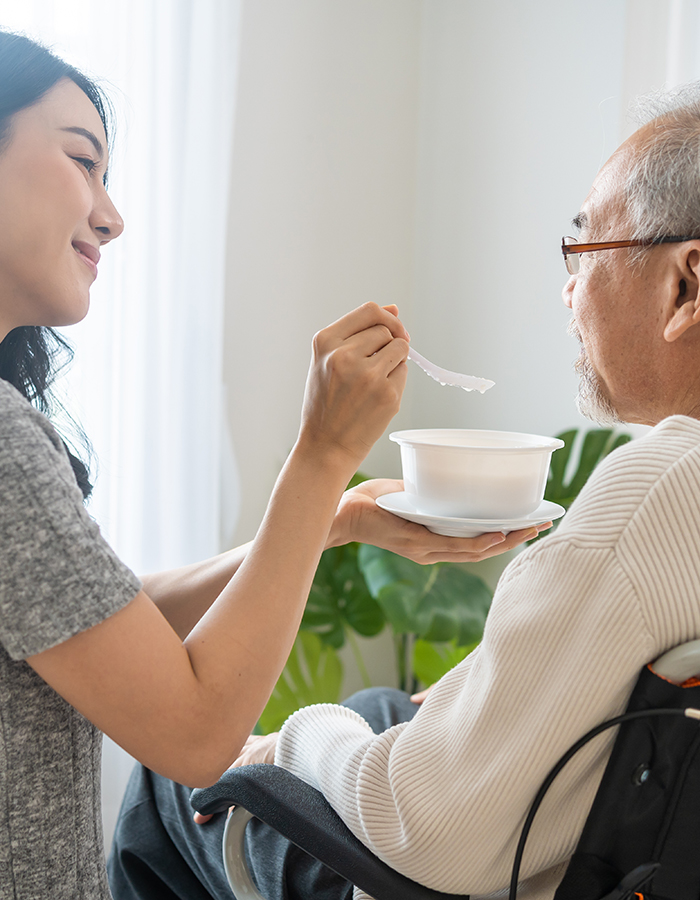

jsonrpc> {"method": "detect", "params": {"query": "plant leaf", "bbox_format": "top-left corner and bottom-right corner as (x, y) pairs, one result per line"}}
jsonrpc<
(412, 638), (478, 686)
(609, 433), (632, 453)
(358, 545), (492, 645)
(302, 544), (385, 648)
(544, 427), (632, 511)
(566, 428), (613, 498)
(546, 429), (577, 497)
(257, 631), (343, 734)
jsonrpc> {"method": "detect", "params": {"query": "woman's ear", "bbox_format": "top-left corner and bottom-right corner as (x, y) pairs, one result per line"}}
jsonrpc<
(664, 249), (700, 343)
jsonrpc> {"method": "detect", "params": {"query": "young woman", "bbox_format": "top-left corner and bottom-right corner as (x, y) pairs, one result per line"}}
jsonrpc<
(0, 32), (539, 899)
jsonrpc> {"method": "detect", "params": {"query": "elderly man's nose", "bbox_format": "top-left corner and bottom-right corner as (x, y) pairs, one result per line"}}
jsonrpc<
(562, 276), (575, 308)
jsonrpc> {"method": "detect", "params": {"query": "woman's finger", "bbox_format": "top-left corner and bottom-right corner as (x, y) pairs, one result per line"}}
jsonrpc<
(337, 480), (554, 563)
(340, 323), (407, 360)
(316, 302), (409, 346)
(413, 526), (543, 564)
(373, 341), (410, 382)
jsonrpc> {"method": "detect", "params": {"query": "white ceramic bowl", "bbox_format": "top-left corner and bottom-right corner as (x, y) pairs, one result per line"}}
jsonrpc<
(390, 429), (565, 520)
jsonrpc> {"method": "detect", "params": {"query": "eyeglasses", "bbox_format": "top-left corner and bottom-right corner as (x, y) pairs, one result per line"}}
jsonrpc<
(561, 234), (700, 275)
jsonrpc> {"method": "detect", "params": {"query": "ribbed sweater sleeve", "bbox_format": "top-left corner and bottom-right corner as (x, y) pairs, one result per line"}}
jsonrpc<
(276, 416), (700, 900)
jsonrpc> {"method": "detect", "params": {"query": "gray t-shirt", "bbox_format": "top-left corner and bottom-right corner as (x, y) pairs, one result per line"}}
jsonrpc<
(0, 380), (141, 899)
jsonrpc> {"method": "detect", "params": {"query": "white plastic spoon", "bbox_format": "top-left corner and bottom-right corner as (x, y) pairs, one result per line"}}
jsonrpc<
(407, 347), (495, 394)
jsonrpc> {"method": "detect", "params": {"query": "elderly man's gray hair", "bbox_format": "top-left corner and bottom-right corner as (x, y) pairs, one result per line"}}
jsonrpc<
(625, 83), (700, 251)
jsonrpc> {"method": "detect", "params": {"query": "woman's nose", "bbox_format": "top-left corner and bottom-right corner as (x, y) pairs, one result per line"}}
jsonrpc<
(91, 187), (124, 243)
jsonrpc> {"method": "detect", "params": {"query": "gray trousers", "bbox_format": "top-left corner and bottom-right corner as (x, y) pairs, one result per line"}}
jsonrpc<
(107, 688), (419, 900)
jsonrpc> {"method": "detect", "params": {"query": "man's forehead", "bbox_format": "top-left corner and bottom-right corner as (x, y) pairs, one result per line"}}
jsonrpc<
(574, 146), (636, 236)
(572, 200), (614, 238)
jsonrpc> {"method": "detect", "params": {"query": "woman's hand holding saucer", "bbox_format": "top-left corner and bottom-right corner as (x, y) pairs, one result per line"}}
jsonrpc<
(327, 478), (552, 564)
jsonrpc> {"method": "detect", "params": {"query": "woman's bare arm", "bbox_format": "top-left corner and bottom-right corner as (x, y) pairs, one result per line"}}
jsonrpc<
(144, 492), (546, 641)
(27, 303), (409, 788)
(140, 544), (252, 640)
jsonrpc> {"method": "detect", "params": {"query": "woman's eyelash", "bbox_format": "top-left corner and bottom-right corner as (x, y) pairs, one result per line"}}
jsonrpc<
(72, 156), (97, 174)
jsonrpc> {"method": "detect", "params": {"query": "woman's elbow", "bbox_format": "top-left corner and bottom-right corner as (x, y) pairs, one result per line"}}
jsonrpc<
(135, 722), (245, 789)
(148, 751), (234, 790)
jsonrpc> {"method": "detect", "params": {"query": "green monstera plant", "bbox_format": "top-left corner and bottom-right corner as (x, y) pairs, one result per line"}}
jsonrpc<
(257, 545), (491, 731)
(257, 631), (343, 734)
(540, 427), (631, 525)
(256, 426), (631, 733)
(358, 544), (491, 694)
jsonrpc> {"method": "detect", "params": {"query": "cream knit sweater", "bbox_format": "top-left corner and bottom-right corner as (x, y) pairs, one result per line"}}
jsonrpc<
(276, 415), (700, 900)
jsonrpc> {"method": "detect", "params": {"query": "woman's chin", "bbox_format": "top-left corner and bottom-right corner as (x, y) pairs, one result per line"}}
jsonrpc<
(35, 296), (91, 329)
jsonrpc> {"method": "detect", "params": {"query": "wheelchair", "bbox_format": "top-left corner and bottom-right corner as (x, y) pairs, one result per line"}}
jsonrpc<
(191, 640), (700, 900)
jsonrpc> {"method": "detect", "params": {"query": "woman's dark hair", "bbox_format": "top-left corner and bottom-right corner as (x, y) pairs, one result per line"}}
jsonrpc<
(0, 32), (112, 500)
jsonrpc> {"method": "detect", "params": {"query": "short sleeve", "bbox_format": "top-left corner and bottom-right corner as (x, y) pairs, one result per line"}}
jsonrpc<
(0, 384), (141, 660)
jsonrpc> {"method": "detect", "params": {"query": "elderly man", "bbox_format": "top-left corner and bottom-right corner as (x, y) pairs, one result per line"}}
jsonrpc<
(109, 87), (700, 900)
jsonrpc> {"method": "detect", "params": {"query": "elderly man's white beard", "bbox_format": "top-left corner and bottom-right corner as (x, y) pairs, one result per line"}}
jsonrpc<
(567, 319), (623, 426)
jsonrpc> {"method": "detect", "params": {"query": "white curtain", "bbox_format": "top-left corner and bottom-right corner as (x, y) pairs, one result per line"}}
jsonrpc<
(0, 0), (241, 846)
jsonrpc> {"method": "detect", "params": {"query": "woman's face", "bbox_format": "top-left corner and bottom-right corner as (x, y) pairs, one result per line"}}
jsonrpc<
(0, 78), (123, 339)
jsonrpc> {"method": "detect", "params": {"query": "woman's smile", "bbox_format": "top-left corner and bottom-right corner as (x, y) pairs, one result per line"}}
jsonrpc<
(72, 240), (101, 278)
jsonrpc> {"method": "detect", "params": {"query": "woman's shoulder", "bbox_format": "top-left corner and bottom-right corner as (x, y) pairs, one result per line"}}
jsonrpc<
(0, 378), (65, 455)
(0, 379), (73, 490)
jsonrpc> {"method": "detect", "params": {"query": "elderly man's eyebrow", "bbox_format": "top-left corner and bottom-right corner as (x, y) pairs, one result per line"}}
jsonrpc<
(60, 126), (104, 159)
(571, 212), (587, 232)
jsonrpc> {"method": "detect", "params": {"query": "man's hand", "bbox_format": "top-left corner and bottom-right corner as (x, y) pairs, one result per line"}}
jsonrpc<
(410, 685), (434, 704)
(327, 478), (552, 563)
(193, 733), (279, 825)
(230, 732), (279, 768)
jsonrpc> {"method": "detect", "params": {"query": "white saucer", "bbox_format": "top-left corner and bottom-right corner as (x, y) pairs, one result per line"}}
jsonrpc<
(375, 492), (566, 538)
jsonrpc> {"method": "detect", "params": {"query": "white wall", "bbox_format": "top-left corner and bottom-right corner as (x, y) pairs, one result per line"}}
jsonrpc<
(223, 0), (630, 546)
(409, 0), (626, 439)
(222, 0), (424, 546)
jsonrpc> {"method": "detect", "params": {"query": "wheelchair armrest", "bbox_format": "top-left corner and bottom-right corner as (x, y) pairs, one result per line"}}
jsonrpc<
(190, 764), (467, 900)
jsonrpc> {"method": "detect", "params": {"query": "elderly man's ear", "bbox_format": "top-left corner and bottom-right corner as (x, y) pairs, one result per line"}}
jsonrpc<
(663, 246), (700, 343)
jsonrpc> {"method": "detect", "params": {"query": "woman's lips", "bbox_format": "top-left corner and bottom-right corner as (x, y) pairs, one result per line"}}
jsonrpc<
(72, 241), (100, 277)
